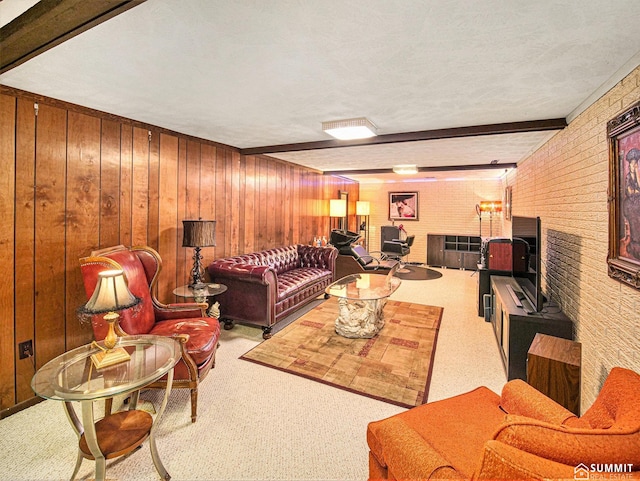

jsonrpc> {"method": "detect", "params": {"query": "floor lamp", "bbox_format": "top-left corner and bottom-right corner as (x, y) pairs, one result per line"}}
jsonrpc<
(356, 201), (370, 250)
(330, 199), (347, 232)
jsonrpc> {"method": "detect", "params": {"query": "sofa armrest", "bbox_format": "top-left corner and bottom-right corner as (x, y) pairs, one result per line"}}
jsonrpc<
(368, 417), (463, 480)
(151, 299), (208, 320)
(475, 440), (576, 480)
(493, 414), (640, 467)
(500, 379), (577, 425)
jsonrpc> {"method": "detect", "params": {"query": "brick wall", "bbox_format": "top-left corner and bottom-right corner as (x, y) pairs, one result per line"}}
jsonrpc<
(508, 66), (640, 411)
(359, 178), (504, 263)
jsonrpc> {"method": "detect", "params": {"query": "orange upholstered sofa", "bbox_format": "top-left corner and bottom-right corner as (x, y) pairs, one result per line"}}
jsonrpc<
(367, 367), (640, 480)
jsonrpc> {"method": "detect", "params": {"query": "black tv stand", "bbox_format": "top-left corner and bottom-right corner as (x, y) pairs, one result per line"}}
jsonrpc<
(490, 276), (573, 380)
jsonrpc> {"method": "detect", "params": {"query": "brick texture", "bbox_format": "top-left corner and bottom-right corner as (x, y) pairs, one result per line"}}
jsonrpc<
(359, 179), (504, 263)
(510, 66), (640, 411)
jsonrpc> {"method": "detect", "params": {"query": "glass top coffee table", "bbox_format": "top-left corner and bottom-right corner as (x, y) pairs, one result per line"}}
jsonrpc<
(325, 272), (401, 338)
(31, 335), (180, 481)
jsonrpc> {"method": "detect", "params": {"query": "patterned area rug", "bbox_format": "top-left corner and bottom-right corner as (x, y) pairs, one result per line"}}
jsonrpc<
(240, 297), (443, 408)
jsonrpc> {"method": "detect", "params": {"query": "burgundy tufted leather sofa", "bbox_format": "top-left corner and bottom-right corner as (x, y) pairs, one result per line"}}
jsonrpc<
(207, 244), (337, 339)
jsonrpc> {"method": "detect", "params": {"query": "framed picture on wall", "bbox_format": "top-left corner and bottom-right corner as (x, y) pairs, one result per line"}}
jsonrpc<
(389, 192), (418, 220)
(607, 100), (640, 290)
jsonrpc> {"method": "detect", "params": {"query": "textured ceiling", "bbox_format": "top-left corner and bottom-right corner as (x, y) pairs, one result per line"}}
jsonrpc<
(1, 0), (640, 181)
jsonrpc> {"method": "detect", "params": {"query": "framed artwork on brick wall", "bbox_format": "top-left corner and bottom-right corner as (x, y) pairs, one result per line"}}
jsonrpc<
(607, 100), (640, 289)
(389, 192), (418, 221)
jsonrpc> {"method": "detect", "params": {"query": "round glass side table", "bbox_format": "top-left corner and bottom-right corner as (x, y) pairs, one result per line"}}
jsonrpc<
(31, 335), (180, 481)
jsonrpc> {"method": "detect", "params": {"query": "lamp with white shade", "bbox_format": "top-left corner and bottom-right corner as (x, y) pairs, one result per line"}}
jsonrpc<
(80, 269), (140, 368)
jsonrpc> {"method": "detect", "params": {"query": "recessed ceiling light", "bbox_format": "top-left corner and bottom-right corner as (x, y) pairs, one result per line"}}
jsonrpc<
(322, 117), (377, 140)
(392, 164), (418, 175)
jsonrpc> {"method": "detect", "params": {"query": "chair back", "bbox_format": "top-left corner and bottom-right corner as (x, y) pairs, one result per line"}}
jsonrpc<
(350, 244), (374, 267)
(581, 367), (640, 429)
(405, 235), (416, 247)
(80, 246), (159, 340)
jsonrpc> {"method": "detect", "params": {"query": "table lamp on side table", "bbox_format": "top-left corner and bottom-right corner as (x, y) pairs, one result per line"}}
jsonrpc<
(80, 269), (140, 369)
(183, 219), (217, 288)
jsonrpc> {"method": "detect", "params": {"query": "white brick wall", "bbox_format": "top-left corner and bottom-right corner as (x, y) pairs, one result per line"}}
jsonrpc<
(507, 66), (640, 411)
(359, 179), (504, 263)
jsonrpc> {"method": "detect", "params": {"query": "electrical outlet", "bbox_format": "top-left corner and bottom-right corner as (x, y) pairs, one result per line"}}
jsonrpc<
(19, 340), (33, 359)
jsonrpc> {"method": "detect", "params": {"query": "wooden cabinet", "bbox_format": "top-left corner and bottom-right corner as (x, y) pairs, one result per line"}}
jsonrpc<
(427, 234), (480, 270)
(426, 234), (445, 266)
(490, 276), (573, 381)
(528, 333), (581, 415)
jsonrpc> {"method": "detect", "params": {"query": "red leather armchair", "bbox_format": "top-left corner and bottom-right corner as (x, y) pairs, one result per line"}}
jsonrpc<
(80, 245), (221, 423)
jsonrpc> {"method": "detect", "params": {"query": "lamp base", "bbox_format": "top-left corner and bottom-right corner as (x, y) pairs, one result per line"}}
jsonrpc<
(91, 347), (131, 369)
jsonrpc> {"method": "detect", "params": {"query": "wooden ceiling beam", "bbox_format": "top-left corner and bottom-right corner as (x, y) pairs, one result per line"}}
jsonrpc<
(0, 0), (146, 74)
(240, 118), (566, 155)
(323, 163), (518, 176)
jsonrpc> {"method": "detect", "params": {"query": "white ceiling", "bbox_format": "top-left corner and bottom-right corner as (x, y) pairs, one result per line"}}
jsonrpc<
(2, 0), (640, 182)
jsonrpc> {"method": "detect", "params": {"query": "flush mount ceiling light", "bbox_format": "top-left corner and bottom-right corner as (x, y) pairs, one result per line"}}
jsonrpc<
(392, 164), (418, 175)
(322, 117), (377, 140)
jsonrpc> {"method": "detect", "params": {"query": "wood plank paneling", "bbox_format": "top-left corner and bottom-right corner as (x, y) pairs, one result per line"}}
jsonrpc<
(14, 98), (36, 403)
(0, 86), (359, 415)
(66, 110), (101, 349)
(157, 134), (179, 302)
(34, 103), (67, 368)
(131, 127), (149, 246)
(0, 94), (16, 410)
(100, 119), (122, 247)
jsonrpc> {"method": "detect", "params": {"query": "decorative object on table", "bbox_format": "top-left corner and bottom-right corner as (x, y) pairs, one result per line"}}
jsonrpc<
(607, 100), (640, 290)
(80, 245), (221, 423)
(182, 219), (216, 288)
(356, 200), (370, 250)
(172, 283), (227, 317)
(78, 269), (140, 369)
(241, 297), (443, 408)
(389, 192), (418, 221)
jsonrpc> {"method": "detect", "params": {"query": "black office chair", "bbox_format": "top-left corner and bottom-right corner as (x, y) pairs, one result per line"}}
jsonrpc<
(382, 235), (415, 262)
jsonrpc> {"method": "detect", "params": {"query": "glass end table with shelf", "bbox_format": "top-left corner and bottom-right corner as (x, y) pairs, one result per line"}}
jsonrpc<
(173, 283), (227, 318)
(31, 335), (180, 481)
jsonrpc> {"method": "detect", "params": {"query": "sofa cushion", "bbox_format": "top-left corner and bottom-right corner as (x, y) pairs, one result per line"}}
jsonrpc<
(277, 267), (332, 300)
(368, 386), (505, 478)
(150, 317), (220, 366)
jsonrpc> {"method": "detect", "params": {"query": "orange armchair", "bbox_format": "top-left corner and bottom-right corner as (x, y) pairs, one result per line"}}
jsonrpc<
(367, 367), (640, 480)
(80, 245), (221, 423)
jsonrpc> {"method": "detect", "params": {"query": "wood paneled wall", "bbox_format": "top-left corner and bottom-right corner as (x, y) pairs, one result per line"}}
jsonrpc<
(0, 86), (358, 415)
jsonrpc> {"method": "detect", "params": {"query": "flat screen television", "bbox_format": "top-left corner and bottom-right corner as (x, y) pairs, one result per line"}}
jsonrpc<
(511, 216), (543, 312)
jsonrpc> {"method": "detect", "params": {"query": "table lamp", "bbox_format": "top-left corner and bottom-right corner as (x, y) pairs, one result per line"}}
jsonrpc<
(82, 269), (140, 368)
(182, 219), (217, 288)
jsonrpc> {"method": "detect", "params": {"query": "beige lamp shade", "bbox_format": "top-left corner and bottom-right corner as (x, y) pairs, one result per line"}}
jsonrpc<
(182, 220), (217, 247)
(330, 199), (347, 217)
(84, 269), (138, 314)
(356, 201), (370, 216)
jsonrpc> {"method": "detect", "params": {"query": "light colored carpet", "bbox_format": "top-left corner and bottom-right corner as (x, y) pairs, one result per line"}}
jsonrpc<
(241, 298), (443, 408)
(0, 268), (506, 481)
